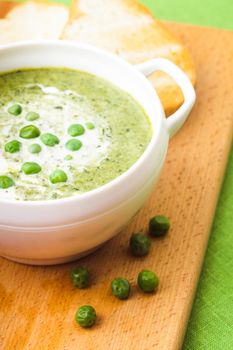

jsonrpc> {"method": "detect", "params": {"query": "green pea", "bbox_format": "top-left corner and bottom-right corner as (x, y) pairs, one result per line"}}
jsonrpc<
(137, 270), (159, 293)
(40, 133), (60, 147)
(21, 162), (41, 175)
(65, 139), (82, 152)
(75, 305), (96, 328)
(26, 111), (40, 121)
(111, 278), (131, 300)
(50, 169), (68, 184)
(19, 125), (40, 139)
(149, 215), (170, 237)
(4, 140), (21, 153)
(65, 155), (73, 161)
(70, 267), (90, 289)
(8, 104), (22, 116)
(68, 124), (85, 137)
(86, 122), (95, 130)
(129, 233), (151, 256)
(28, 144), (42, 154)
(0, 176), (14, 189)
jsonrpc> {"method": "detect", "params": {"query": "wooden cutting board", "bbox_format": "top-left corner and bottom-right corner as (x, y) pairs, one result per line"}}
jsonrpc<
(1, 23), (233, 350)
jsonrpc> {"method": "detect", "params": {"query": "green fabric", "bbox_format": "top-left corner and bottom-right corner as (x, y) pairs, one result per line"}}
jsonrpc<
(141, 1), (233, 349)
(141, 0), (233, 30)
(183, 148), (233, 348)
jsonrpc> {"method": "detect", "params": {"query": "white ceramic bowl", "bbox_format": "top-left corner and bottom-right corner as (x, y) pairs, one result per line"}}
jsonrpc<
(0, 41), (195, 265)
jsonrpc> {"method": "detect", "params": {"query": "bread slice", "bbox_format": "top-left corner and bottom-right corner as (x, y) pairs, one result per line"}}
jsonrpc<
(0, 2), (17, 18)
(0, 1), (69, 43)
(63, 0), (196, 115)
(0, 0), (196, 116)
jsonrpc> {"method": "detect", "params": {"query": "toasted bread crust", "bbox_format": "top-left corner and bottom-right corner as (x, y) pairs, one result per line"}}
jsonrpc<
(63, 0), (196, 115)
(0, 2), (18, 18)
(0, 1), (69, 43)
(0, 0), (196, 116)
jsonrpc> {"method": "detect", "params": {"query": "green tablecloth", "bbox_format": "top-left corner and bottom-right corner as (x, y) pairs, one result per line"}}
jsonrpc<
(142, 1), (233, 348)
(183, 150), (233, 348)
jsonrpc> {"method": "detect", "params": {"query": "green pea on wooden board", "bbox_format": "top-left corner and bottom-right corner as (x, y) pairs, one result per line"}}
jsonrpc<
(75, 305), (97, 328)
(137, 270), (159, 293)
(149, 215), (170, 237)
(111, 278), (131, 300)
(129, 233), (151, 256)
(70, 267), (90, 289)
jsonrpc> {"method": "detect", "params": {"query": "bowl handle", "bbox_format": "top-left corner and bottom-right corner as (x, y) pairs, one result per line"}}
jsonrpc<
(136, 58), (196, 138)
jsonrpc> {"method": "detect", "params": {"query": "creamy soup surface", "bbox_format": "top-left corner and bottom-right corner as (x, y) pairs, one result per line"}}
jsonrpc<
(0, 68), (152, 201)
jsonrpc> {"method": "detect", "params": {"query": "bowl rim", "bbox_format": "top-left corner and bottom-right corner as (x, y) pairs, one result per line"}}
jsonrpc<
(0, 40), (166, 206)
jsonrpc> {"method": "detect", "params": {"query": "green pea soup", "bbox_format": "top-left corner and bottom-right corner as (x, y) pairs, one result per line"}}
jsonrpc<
(0, 68), (152, 201)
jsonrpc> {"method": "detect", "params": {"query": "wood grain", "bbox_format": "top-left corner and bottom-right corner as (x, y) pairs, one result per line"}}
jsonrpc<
(1, 23), (233, 350)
